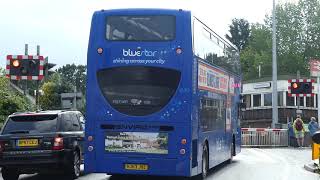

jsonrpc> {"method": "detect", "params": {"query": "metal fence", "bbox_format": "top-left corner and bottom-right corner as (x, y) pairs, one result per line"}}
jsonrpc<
(241, 128), (288, 147)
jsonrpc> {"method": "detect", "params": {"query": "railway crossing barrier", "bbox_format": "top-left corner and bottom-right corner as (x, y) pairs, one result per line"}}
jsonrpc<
(241, 128), (288, 147)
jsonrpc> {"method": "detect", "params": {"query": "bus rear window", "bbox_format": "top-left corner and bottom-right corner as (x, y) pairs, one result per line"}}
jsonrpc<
(106, 15), (176, 41)
(97, 66), (181, 116)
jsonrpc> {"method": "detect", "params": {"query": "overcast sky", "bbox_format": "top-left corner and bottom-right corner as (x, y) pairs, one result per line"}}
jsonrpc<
(0, 0), (275, 68)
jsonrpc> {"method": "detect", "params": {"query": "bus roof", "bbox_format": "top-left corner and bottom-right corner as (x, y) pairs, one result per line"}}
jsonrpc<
(94, 8), (190, 16)
(192, 15), (238, 52)
(93, 8), (237, 51)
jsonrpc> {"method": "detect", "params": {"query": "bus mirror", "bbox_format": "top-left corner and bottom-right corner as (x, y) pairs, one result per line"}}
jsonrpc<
(312, 130), (320, 144)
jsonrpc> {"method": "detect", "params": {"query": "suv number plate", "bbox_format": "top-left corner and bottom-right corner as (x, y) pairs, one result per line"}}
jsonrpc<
(17, 139), (39, 147)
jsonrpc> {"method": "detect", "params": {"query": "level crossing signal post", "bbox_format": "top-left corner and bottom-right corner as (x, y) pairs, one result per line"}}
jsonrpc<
(6, 54), (44, 110)
(6, 55), (44, 81)
(5, 45), (55, 110)
(288, 79), (315, 97)
(288, 79), (315, 115)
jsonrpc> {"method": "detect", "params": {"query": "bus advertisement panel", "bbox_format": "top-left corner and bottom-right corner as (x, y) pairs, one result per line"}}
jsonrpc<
(105, 132), (168, 154)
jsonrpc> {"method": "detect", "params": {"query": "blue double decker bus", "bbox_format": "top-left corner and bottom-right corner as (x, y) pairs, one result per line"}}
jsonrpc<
(85, 8), (242, 179)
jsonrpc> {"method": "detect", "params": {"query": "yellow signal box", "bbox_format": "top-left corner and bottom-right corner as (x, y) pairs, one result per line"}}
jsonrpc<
(312, 143), (320, 160)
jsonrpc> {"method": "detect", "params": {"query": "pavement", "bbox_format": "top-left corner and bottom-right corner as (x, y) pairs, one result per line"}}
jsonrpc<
(208, 147), (318, 180)
(0, 148), (318, 180)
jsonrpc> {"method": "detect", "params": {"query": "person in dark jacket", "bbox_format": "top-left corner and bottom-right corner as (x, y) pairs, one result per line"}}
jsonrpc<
(308, 117), (319, 136)
(288, 121), (296, 147)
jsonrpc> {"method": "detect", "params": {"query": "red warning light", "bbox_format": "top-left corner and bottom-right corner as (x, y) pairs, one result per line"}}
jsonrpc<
(292, 83), (298, 89)
(12, 60), (20, 68)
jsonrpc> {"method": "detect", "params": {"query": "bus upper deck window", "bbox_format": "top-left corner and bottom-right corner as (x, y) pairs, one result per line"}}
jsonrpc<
(106, 15), (176, 41)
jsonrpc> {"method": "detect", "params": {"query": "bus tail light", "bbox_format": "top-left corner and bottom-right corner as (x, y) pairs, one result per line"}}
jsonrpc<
(97, 48), (103, 54)
(181, 139), (187, 145)
(53, 137), (64, 150)
(180, 149), (186, 155)
(176, 47), (182, 54)
(88, 136), (93, 141)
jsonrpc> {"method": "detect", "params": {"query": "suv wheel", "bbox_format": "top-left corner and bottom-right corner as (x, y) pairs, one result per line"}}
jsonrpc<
(67, 150), (81, 179)
(1, 168), (19, 180)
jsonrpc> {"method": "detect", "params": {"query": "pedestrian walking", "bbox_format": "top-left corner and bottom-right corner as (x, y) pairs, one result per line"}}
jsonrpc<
(293, 115), (305, 148)
(288, 121), (297, 147)
(308, 117), (319, 164)
(308, 117), (319, 136)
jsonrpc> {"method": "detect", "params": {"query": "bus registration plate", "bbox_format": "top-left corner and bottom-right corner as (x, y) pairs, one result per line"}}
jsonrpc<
(125, 164), (148, 171)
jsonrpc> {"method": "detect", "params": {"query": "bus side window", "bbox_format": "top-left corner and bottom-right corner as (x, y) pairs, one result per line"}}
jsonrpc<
(200, 99), (204, 110)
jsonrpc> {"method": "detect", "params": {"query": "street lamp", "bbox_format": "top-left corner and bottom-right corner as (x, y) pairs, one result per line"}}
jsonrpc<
(272, 0), (278, 128)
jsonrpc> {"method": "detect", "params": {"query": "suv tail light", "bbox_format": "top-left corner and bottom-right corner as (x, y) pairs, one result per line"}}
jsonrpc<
(0, 141), (4, 153)
(53, 137), (64, 150)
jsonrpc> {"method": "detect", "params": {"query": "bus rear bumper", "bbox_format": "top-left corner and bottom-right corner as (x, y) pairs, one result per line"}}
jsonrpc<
(87, 157), (191, 177)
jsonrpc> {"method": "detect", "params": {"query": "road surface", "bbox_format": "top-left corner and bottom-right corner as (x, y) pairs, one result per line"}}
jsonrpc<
(0, 147), (318, 180)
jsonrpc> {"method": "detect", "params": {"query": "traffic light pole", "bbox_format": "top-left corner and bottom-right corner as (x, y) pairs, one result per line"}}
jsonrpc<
(36, 45), (40, 111)
(24, 44), (28, 96)
(7, 44), (44, 110)
(36, 80), (40, 111)
(297, 71), (300, 111)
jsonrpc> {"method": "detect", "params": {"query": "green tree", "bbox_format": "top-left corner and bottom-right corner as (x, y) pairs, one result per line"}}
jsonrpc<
(299, 0), (320, 60)
(39, 81), (61, 110)
(240, 24), (272, 80)
(39, 64), (87, 113)
(264, 0), (320, 76)
(57, 64), (87, 95)
(240, 0), (320, 80)
(48, 72), (71, 93)
(226, 18), (250, 51)
(268, 2), (307, 75)
(0, 74), (31, 124)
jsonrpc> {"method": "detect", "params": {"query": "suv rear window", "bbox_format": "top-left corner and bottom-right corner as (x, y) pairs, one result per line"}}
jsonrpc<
(1, 114), (58, 134)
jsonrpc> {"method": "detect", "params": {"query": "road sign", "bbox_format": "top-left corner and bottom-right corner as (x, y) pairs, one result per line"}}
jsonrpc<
(310, 60), (320, 77)
(6, 55), (44, 80)
(288, 79), (315, 97)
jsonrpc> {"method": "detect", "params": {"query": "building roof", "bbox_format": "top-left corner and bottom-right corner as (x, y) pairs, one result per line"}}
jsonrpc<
(244, 75), (314, 83)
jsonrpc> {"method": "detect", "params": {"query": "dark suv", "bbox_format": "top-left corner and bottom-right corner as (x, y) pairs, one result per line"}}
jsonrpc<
(0, 110), (85, 180)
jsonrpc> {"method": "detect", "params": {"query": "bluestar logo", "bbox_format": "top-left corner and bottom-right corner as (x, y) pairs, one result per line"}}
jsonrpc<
(122, 49), (157, 57)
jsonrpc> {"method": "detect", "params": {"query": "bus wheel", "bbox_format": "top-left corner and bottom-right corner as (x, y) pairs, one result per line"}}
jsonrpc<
(228, 141), (234, 163)
(201, 145), (209, 179)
